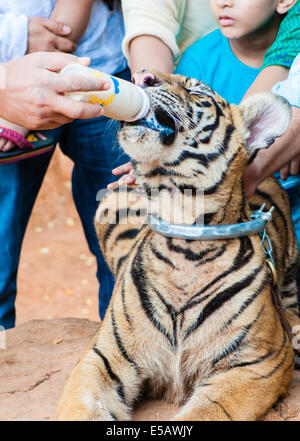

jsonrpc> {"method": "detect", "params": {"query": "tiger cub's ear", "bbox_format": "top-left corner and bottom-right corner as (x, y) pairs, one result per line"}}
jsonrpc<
(240, 92), (291, 158)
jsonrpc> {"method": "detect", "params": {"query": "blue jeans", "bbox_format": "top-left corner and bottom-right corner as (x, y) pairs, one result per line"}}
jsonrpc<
(0, 68), (130, 329)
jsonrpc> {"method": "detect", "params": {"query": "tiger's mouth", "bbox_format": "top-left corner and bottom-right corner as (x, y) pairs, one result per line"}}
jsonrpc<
(124, 106), (177, 146)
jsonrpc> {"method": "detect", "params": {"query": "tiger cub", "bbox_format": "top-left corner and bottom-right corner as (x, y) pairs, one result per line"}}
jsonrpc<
(56, 71), (300, 421)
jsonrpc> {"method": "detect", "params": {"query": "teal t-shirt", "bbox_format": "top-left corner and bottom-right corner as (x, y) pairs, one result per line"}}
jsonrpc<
(262, 2), (300, 69)
(175, 29), (259, 104)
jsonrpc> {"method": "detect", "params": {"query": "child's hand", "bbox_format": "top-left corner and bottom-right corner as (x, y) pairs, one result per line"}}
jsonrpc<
(27, 17), (77, 54)
(107, 162), (136, 190)
(280, 156), (300, 180)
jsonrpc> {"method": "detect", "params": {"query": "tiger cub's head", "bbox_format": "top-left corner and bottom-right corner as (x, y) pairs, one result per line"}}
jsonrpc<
(119, 70), (291, 198)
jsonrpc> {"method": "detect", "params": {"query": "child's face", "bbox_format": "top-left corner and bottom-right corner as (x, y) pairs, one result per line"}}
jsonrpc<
(209, 0), (280, 39)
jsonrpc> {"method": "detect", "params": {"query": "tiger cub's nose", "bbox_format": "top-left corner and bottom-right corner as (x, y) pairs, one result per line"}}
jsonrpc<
(131, 70), (162, 88)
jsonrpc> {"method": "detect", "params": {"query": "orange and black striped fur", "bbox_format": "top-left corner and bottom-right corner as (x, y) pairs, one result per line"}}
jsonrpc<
(56, 71), (300, 421)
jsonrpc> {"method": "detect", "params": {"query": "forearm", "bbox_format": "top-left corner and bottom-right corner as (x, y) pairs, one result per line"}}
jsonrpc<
(129, 35), (173, 74)
(243, 65), (289, 99)
(243, 54), (300, 196)
(51, 0), (94, 43)
(258, 107), (300, 174)
(243, 107), (300, 196)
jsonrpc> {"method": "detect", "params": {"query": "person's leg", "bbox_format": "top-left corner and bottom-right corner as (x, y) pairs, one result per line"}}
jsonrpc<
(59, 68), (131, 320)
(0, 149), (55, 328)
(0, 127), (62, 329)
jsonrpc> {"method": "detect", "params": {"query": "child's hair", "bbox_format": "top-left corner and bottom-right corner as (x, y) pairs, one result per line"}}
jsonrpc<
(103, 0), (119, 10)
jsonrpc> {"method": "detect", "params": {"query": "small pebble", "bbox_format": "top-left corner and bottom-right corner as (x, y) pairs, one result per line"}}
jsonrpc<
(64, 288), (74, 296)
(52, 337), (64, 345)
(65, 217), (75, 227)
(63, 181), (72, 189)
(85, 257), (95, 266)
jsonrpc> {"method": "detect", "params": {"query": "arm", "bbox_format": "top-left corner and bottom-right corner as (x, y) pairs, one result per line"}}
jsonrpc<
(121, 0), (181, 71)
(242, 2), (300, 196)
(129, 35), (173, 75)
(0, 53), (111, 129)
(110, 34), (174, 188)
(243, 66), (300, 195)
(122, 0), (216, 72)
(109, 0), (178, 188)
(243, 107), (300, 198)
(0, 11), (80, 61)
(113, 0), (213, 188)
(243, 65), (288, 99)
(109, 33), (174, 188)
(51, 0), (94, 44)
(27, 0), (95, 56)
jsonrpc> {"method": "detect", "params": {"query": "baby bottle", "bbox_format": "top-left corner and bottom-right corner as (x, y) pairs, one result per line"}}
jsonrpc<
(59, 64), (150, 122)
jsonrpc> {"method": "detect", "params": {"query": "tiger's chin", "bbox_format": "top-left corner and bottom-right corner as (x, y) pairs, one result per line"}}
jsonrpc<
(119, 126), (164, 163)
(119, 108), (177, 164)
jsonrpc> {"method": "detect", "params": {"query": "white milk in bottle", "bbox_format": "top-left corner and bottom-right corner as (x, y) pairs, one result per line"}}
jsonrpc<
(59, 64), (150, 122)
